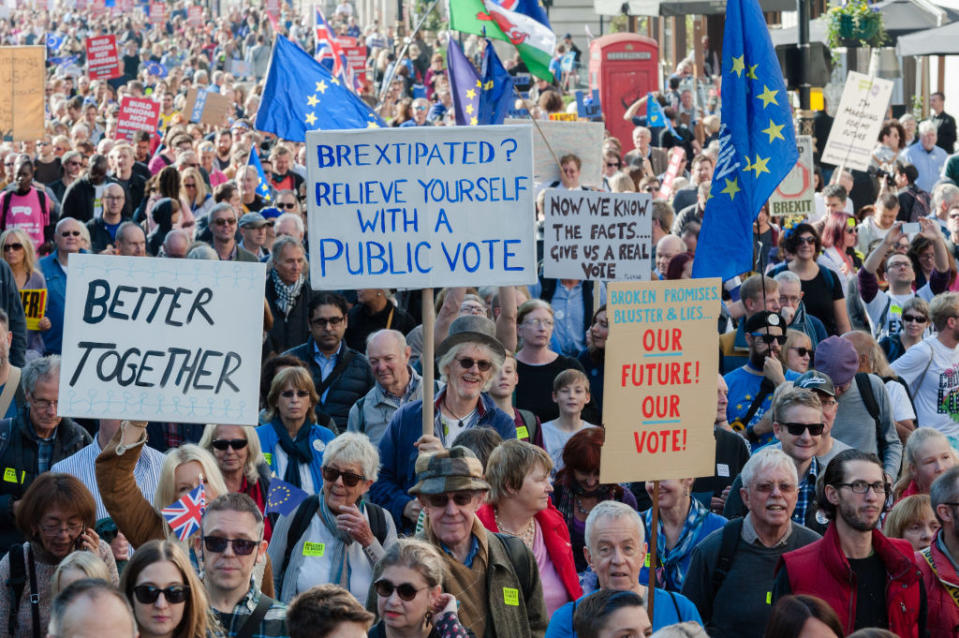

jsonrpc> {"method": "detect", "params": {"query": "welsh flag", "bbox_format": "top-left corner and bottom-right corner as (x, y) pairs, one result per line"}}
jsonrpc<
(449, 0), (556, 81)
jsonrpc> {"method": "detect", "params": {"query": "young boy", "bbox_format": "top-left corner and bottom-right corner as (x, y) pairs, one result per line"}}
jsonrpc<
(541, 368), (597, 473)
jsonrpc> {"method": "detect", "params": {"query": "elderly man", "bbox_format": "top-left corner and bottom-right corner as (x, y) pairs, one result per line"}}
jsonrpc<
(115, 221), (146, 257)
(347, 329), (425, 445)
(161, 229), (191, 258)
(0, 356), (92, 547)
(47, 580), (138, 638)
(86, 183), (129, 253)
(683, 448), (821, 638)
(265, 236), (311, 355)
(654, 234), (685, 280)
(904, 120), (948, 192)
(400, 98), (432, 127)
(275, 212), (305, 243)
(546, 501), (702, 638)
(61, 154), (118, 223)
(40, 217), (85, 354)
(774, 271), (827, 348)
(410, 447), (546, 638)
(624, 126), (667, 175)
(238, 212), (270, 259)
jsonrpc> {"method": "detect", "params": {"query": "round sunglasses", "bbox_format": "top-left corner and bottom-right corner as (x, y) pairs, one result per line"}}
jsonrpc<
(374, 579), (425, 601)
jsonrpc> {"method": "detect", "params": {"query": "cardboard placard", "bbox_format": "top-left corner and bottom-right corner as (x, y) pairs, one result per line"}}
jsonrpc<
(85, 35), (122, 80)
(182, 87), (231, 127)
(821, 72), (894, 172)
(543, 189), (652, 281)
(19, 289), (46, 331)
(58, 255), (265, 425)
(116, 96), (160, 140)
(505, 118), (604, 188)
(305, 125), (537, 289)
(0, 46), (45, 141)
(769, 135), (815, 217)
(575, 89), (603, 121)
(600, 279), (721, 484)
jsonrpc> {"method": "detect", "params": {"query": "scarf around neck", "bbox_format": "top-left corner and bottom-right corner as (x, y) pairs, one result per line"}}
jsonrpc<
(271, 419), (313, 488)
(271, 267), (304, 317)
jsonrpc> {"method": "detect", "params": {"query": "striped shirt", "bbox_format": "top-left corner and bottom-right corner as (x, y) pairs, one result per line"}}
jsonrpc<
(216, 587), (288, 638)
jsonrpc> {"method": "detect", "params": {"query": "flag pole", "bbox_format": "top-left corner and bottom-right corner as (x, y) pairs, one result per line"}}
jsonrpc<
(421, 288), (435, 437)
(511, 84), (564, 173)
(376, 0), (442, 104)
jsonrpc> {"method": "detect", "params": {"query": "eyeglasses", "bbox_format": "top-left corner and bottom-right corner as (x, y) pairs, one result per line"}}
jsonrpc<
(132, 585), (189, 605)
(422, 491), (477, 508)
(211, 438), (247, 451)
(60, 230), (81, 237)
(750, 333), (786, 345)
(606, 162), (621, 168)
(322, 466), (367, 487)
(750, 481), (797, 494)
(887, 261), (912, 270)
(311, 316), (345, 327)
(202, 535), (259, 555)
(455, 356), (492, 372)
(183, 182), (197, 188)
(836, 480), (887, 494)
(781, 422), (825, 436)
(214, 218), (237, 226)
(277, 202), (297, 209)
(789, 346), (812, 357)
(104, 195), (123, 200)
(902, 314), (928, 323)
(523, 319), (554, 329)
(280, 389), (309, 398)
(3, 243), (22, 251)
(796, 236), (817, 245)
(845, 227), (858, 234)
(40, 521), (83, 535)
(30, 397), (58, 411)
(374, 579), (424, 601)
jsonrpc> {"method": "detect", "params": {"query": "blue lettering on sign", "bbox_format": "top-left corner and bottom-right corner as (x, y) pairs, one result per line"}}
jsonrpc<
(190, 89), (209, 124)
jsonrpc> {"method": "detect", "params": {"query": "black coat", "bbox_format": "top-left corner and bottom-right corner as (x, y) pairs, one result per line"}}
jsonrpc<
(264, 275), (313, 357)
(61, 176), (122, 223)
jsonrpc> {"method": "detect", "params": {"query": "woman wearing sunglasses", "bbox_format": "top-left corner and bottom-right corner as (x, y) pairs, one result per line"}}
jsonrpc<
(369, 539), (468, 638)
(269, 432), (397, 604)
(199, 424), (273, 540)
(0, 228), (50, 362)
(880, 297), (930, 363)
(256, 366), (336, 493)
(780, 329), (813, 374)
(120, 540), (211, 638)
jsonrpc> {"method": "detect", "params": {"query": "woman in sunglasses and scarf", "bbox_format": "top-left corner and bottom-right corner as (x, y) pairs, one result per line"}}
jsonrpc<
(268, 432), (397, 604)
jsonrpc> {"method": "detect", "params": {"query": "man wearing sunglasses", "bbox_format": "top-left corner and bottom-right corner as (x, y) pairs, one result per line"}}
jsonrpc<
(196, 493), (288, 637)
(39, 217), (86, 355)
(409, 447), (547, 638)
(775, 450), (925, 637)
(211, 204), (258, 263)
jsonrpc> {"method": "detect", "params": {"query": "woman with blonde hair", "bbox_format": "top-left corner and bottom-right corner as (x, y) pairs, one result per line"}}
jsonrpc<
(50, 550), (112, 597)
(0, 228), (49, 360)
(179, 166), (214, 219)
(893, 427), (959, 501)
(779, 329), (812, 374)
(883, 494), (939, 551)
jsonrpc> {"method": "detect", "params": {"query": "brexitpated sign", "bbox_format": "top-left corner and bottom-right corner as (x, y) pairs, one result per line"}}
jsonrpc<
(600, 279), (721, 484)
(58, 255), (265, 425)
(305, 125), (537, 289)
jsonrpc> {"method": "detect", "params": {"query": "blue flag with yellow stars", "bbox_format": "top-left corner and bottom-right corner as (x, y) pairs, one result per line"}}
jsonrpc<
(448, 39), (515, 126)
(255, 36), (384, 143)
(265, 479), (309, 516)
(645, 93), (675, 135)
(248, 146), (273, 202)
(480, 40), (515, 125)
(447, 38), (480, 126)
(691, 0), (797, 281)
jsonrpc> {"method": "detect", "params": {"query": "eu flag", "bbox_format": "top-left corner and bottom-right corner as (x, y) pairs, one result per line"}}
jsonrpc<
(691, 0), (797, 281)
(447, 39), (514, 126)
(266, 479), (309, 516)
(480, 40), (515, 125)
(645, 93), (673, 134)
(248, 146), (273, 202)
(447, 38), (480, 126)
(255, 36), (384, 143)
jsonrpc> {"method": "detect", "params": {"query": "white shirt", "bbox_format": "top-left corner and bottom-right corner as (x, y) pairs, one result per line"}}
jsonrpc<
(892, 336), (959, 436)
(296, 513), (374, 602)
(540, 421), (598, 474)
(885, 379), (917, 423)
(273, 446), (316, 493)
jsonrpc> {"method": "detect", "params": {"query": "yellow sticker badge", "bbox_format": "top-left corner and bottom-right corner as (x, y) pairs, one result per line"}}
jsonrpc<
(303, 542), (326, 557)
(503, 587), (519, 606)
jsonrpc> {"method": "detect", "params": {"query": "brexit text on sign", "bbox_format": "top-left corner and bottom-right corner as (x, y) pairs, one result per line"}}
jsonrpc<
(599, 279), (720, 484)
(769, 135), (814, 217)
(305, 125), (537, 289)
(58, 255), (265, 425)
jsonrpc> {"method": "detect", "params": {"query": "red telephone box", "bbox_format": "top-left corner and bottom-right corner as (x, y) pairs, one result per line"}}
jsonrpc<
(589, 34), (660, 153)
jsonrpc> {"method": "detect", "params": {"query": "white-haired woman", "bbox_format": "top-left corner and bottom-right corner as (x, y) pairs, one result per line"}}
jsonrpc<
(269, 432), (397, 604)
(893, 427), (959, 502)
(199, 423), (273, 539)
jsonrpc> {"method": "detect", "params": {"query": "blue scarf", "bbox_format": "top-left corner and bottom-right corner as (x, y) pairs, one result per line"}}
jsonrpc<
(644, 496), (710, 591)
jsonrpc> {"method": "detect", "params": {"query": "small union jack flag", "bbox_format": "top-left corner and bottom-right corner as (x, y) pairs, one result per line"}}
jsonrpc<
(315, 6), (346, 76)
(161, 484), (206, 542)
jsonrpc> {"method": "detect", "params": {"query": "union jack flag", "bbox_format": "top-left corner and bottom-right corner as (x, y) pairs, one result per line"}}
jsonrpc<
(161, 484), (206, 542)
(314, 6), (346, 76)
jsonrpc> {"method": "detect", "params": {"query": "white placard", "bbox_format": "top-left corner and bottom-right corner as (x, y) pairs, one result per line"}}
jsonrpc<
(821, 72), (894, 172)
(58, 255), (265, 425)
(305, 125), (537, 289)
(543, 189), (653, 280)
(769, 135), (815, 216)
(506, 118), (605, 188)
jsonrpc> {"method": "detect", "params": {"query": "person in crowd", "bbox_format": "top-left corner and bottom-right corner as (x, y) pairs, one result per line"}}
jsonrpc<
(0, 474), (118, 638)
(572, 589), (651, 638)
(371, 318), (514, 533)
(238, 212), (270, 259)
(918, 466), (959, 636)
(0, 229), (45, 362)
(908, 228), (945, 288)
(892, 427), (958, 501)
(268, 432), (396, 603)
(86, 183), (130, 253)
(779, 329), (813, 374)
(145, 198), (180, 256)
(719, 274), (781, 374)
(194, 493), (288, 637)
(286, 584), (374, 638)
(904, 121), (948, 192)
(487, 349), (543, 446)
(546, 501), (702, 638)
(654, 235), (686, 281)
(407, 447), (548, 638)
(623, 126), (667, 175)
(345, 289), (416, 353)
(541, 369), (597, 473)
(818, 212), (862, 283)
(531, 274), (601, 360)
(49, 151), (82, 203)
(895, 162), (930, 223)
(119, 540), (211, 638)
(672, 155), (714, 217)
(109, 143), (146, 214)
(0, 356), (90, 548)
(577, 306), (607, 414)
(161, 229), (191, 259)
(764, 595), (844, 638)
(0, 156), (54, 250)
(774, 450), (926, 637)
(209, 203), (257, 262)
(883, 494), (939, 551)
(682, 448), (821, 638)
(775, 271), (828, 350)
(368, 539), (470, 638)
(48, 579), (138, 638)
(790, 371), (851, 466)
(551, 427), (639, 574)
(197, 424), (272, 537)
(283, 292), (374, 431)
(264, 236), (312, 356)
(478, 439), (582, 614)
(880, 297), (929, 363)
(61, 154), (116, 223)
(347, 329), (425, 446)
(856, 194), (899, 256)
(256, 366), (337, 492)
(843, 330), (917, 441)
(181, 167), (214, 220)
(930, 91), (957, 153)
(50, 551), (113, 598)
(39, 217), (85, 355)
(115, 222), (147, 257)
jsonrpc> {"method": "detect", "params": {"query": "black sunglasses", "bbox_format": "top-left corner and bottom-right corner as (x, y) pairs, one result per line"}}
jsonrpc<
(277, 202), (297, 209)
(3, 243), (22, 251)
(455, 357), (492, 371)
(790, 346), (812, 357)
(902, 314), (928, 323)
(322, 466), (366, 487)
(796, 236), (817, 245)
(132, 585), (189, 605)
(422, 491), (476, 508)
(750, 333), (786, 345)
(61, 230), (81, 237)
(280, 389), (309, 398)
(374, 579), (424, 601)
(211, 438), (247, 451)
(202, 535), (258, 555)
(782, 422), (825, 436)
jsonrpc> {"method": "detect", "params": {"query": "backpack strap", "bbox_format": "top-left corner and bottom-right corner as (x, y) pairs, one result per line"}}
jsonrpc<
(25, 545), (39, 638)
(278, 494), (321, 591)
(517, 409), (537, 443)
(367, 502), (387, 545)
(233, 594), (274, 638)
(855, 372), (884, 458)
(710, 518), (744, 600)
(493, 532), (533, 600)
(7, 543), (24, 636)
(354, 396), (366, 433)
(1, 191), (10, 233)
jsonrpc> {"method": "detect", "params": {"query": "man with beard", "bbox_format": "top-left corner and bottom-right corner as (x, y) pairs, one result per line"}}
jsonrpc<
(774, 450), (926, 637)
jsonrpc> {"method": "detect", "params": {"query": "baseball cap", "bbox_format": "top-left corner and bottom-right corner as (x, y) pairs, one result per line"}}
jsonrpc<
(238, 212), (268, 229)
(794, 370), (836, 397)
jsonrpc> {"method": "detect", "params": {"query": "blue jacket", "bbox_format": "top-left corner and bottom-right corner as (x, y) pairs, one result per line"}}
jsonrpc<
(255, 418), (336, 491)
(39, 250), (84, 354)
(369, 392), (516, 532)
(546, 588), (702, 638)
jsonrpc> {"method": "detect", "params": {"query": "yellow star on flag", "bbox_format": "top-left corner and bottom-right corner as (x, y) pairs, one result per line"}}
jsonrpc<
(476, 79), (482, 88)
(331, 77), (340, 85)
(465, 104), (474, 115)
(307, 94), (319, 107)
(304, 112), (317, 126)
(747, 64), (758, 80)
(367, 121), (380, 128)
(470, 116), (478, 125)
(743, 156), (753, 173)
(762, 119), (786, 143)
(484, 80), (494, 90)
(757, 85), (779, 108)
(315, 80), (327, 94)
(731, 55), (745, 77)
(721, 177), (741, 201)
(466, 88), (476, 99)
(750, 155), (771, 177)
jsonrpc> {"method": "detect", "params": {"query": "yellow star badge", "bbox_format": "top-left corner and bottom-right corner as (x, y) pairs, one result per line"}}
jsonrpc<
(315, 80), (327, 94)
(721, 177), (741, 201)
(747, 64), (758, 80)
(762, 119), (786, 143)
(466, 88), (476, 99)
(750, 155), (771, 178)
(731, 55), (745, 77)
(307, 94), (319, 107)
(757, 85), (779, 108)
(304, 112), (317, 126)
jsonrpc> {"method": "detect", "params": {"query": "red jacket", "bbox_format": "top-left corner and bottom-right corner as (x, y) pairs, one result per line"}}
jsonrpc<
(476, 502), (583, 601)
(781, 523), (924, 637)
(917, 534), (959, 638)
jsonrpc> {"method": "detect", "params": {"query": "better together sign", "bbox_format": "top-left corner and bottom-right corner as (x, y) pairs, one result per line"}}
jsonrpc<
(58, 255), (265, 425)
(305, 125), (537, 289)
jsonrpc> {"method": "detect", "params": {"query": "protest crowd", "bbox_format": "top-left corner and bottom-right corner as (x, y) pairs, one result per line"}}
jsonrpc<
(3, 0), (959, 637)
